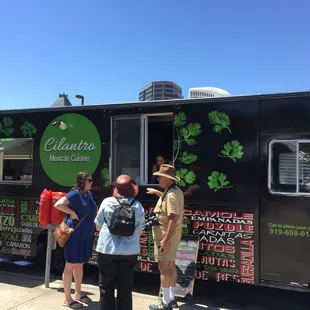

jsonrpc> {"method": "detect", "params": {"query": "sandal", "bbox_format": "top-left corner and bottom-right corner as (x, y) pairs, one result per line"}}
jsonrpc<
(75, 295), (92, 304)
(63, 301), (84, 309)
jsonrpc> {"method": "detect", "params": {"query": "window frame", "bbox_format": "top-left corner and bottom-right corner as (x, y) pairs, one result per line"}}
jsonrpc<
(109, 112), (174, 186)
(0, 138), (34, 185)
(268, 139), (310, 196)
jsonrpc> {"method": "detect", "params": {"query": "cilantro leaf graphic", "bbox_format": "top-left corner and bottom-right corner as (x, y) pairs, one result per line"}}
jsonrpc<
(3, 117), (13, 127)
(21, 121), (37, 137)
(0, 117), (14, 137)
(184, 170), (196, 184)
(208, 110), (231, 134)
(176, 168), (196, 187)
(218, 140), (244, 162)
(184, 137), (197, 145)
(181, 152), (198, 164)
(181, 123), (201, 146)
(207, 171), (232, 192)
(187, 123), (202, 137)
(173, 112), (202, 189)
(174, 112), (187, 127)
(101, 168), (111, 188)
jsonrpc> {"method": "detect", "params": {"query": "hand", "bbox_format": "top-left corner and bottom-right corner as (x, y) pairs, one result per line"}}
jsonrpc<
(147, 188), (158, 195)
(70, 211), (79, 221)
(159, 238), (170, 252)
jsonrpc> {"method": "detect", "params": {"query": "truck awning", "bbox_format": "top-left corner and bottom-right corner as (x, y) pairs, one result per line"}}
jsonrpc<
(0, 138), (33, 152)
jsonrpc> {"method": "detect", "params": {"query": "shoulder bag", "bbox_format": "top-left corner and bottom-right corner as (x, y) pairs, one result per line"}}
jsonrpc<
(53, 213), (88, 247)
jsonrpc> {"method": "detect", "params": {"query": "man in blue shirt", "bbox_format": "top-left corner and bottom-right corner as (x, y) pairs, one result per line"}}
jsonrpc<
(94, 175), (145, 310)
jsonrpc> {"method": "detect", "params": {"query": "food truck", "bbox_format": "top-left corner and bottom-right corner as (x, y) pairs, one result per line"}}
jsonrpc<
(1, 91), (310, 291)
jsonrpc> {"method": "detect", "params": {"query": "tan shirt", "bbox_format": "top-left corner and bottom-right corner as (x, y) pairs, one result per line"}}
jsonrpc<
(153, 186), (184, 234)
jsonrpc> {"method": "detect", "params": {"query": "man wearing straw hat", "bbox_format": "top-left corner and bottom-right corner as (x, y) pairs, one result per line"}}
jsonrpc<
(147, 164), (184, 310)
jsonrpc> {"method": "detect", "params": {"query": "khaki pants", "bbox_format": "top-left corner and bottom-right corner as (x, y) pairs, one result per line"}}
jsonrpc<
(152, 226), (181, 261)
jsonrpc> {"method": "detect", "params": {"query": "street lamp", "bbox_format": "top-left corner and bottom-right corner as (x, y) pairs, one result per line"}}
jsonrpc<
(75, 94), (84, 106)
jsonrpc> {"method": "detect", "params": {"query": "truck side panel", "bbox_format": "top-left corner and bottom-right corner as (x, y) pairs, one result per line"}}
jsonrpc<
(259, 95), (310, 286)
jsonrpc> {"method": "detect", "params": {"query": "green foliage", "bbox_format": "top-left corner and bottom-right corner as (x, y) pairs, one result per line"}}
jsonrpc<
(173, 112), (202, 188)
(0, 117), (14, 137)
(181, 151), (198, 164)
(219, 140), (244, 162)
(176, 169), (196, 187)
(21, 121), (37, 137)
(101, 168), (111, 188)
(174, 112), (187, 127)
(208, 110), (231, 134)
(207, 110), (244, 193)
(181, 123), (202, 146)
(207, 171), (231, 192)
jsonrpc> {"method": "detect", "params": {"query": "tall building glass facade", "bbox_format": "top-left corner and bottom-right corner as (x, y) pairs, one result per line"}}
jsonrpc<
(139, 81), (183, 101)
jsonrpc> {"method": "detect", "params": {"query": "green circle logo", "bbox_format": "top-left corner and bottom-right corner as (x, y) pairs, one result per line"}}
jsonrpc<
(40, 113), (101, 186)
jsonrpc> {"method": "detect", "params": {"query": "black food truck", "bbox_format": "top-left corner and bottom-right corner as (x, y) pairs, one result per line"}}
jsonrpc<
(1, 91), (310, 292)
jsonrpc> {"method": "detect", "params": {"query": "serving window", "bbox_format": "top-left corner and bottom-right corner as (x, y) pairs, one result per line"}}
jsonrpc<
(110, 113), (174, 185)
(0, 138), (33, 184)
(268, 140), (310, 195)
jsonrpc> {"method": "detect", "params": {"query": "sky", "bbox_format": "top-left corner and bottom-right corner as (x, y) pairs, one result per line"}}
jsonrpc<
(0, 0), (309, 109)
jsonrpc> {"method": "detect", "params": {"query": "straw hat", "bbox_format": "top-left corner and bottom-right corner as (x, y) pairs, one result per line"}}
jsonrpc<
(113, 175), (139, 198)
(153, 164), (180, 181)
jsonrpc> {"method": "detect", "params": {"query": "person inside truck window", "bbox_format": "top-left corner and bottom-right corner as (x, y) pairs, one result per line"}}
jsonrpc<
(54, 171), (97, 309)
(151, 155), (172, 184)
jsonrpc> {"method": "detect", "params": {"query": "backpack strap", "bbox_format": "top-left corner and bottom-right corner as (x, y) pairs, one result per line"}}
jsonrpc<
(115, 197), (135, 206)
(115, 197), (122, 206)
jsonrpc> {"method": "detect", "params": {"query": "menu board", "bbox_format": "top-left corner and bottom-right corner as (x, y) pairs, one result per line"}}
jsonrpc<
(137, 207), (255, 284)
(189, 209), (255, 284)
(156, 235), (199, 299)
(0, 197), (41, 257)
(174, 235), (199, 298)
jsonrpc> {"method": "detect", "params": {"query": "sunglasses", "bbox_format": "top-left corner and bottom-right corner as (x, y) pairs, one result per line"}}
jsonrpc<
(87, 178), (93, 183)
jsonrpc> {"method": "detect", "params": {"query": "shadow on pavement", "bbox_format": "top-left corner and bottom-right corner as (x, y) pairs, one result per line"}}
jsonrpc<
(1, 260), (310, 309)
(82, 265), (161, 296)
(79, 302), (101, 309)
(55, 287), (97, 299)
(0, 272), (43, 289)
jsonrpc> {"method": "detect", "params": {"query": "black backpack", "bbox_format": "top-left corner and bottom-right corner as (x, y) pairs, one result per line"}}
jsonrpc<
(105, 198), (136, 237)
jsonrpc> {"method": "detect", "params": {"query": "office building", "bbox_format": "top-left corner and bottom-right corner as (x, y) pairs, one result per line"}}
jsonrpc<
(139, 81), (183, 101)
(189, 87), (231, 99)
